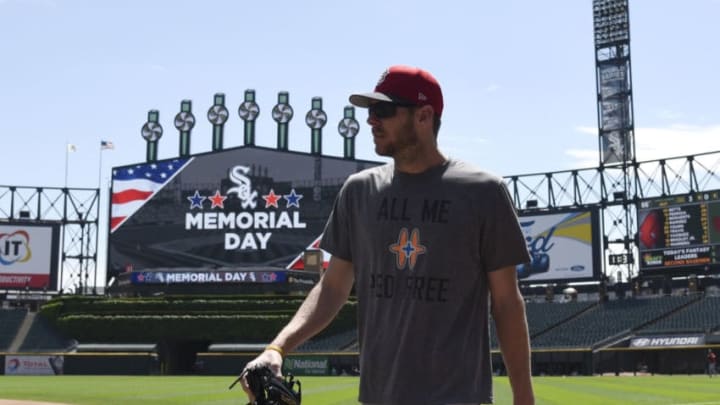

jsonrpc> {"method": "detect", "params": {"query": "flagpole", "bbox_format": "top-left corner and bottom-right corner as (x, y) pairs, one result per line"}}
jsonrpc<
(96, 142), (107, 295)
(96, 140), (114, 295)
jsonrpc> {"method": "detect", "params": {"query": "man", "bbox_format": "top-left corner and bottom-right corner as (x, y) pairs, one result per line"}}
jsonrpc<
(242, 65), (534, 404)
(708, 349), (717, 378)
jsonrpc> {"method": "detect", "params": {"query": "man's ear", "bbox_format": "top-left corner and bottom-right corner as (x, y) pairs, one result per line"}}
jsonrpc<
(417, 105), (434, 127)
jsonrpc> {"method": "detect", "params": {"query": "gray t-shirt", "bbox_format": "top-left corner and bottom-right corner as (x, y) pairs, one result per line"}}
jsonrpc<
(320, 159), (530, 405)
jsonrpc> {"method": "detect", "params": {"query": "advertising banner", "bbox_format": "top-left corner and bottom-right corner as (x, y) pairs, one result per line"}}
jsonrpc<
(283, 356), (329, 376)
(630, 334), (705, 348)
(0, 223), (60, 289)
(516, 210), (601, 283)
(4, 355), (63, 375)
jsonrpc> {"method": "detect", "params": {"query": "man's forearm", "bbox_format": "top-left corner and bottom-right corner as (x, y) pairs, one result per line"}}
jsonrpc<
(493, 295), (534, 404)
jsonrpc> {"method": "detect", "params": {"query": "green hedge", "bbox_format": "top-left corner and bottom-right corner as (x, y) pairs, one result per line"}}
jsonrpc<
(53, 314), (292, 342)
(40, 295), (311, 318)
(40, 295), (357, 343)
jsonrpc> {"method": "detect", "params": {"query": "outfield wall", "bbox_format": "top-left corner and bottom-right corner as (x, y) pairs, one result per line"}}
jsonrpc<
(594, 346), (720, 375)
(1, 352), (159, 376)
(4, 347), (719, 376)
(195, 352), (359, 376)
(198, 347), (720, 377)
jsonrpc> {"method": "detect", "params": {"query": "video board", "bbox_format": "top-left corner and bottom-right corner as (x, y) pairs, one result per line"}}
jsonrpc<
(107, 145), (379, 281)
(637, 190), (720, 274)
(515, 209), (602, 284)
(0, 222), (60, 290)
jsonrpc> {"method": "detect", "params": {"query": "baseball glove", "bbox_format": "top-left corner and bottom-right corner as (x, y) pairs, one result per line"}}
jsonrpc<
(229, 366), (302, 405)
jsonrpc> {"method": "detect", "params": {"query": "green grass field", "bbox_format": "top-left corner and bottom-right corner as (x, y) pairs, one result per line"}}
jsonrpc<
(0, 375), (719, 404)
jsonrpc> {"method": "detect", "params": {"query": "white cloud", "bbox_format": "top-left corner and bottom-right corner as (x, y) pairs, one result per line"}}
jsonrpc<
(485, 84), (500, 93)
(568, 124), (720, 167)
(636, 124), (720, 160)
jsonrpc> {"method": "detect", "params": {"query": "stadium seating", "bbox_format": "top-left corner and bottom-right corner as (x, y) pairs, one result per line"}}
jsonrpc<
(490, 300), (596, 348)
(17, 313), (76, 352)
(0, 307), (28, 351)
(526, 301), (597, 337)
(296, 329), (357, 352)
(529, 295), (698, 349)
(637, 295), (720, 335)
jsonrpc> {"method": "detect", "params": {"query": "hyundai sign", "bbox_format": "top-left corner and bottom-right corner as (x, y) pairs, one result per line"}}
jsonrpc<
(630, 334), (705, 348)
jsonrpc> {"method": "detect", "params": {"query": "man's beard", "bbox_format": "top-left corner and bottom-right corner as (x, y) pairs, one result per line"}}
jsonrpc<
(375, 118), (419, 158)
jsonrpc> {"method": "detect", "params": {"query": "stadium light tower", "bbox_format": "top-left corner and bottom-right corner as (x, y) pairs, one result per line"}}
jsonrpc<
(594, 0), (635, 164)
(593, 0), (637, 281)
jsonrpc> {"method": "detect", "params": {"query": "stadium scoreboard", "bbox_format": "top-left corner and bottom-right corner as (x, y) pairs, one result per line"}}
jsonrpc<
(107, 145), (380, 283)
(637, 190), (720, 274)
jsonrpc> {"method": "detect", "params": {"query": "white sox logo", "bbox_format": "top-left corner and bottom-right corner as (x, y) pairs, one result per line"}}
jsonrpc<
(226, 165), (258, 209)
(607, 132), (624, 157)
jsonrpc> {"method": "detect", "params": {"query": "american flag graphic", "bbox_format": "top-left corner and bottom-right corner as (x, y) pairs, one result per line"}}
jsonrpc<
(110, 158), (191, 232)
(286, 234), (331, 270)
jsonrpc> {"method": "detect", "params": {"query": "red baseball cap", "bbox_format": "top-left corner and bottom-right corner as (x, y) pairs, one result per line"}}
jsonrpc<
(349, 65), (444, 118)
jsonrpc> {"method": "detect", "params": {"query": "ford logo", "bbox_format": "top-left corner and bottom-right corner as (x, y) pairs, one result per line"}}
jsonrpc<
(570, 265), (585, 272)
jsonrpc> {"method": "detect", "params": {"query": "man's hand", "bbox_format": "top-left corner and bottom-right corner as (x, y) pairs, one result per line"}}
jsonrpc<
(238, 349), (283, 402)
(233, 256), (353, 403)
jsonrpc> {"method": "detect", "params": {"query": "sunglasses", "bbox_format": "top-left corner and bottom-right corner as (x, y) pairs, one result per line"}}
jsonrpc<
(368, 102), (416, 119)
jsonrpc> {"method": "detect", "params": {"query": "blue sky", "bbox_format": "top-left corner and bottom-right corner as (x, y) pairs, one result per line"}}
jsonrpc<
(2, 0), (720, 286)
(3, 0), (719, 184)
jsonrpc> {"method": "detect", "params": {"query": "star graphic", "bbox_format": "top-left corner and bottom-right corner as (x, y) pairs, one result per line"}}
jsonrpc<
(389, 228), (426, 271)
(208, 190), (227, 209)
(283, 189), (303, 208)
(187, 190), (206, 209)
(262, 189), (281, 208)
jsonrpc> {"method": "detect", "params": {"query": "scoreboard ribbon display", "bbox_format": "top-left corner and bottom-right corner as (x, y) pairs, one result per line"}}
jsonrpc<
(637, 190), (720, 273)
